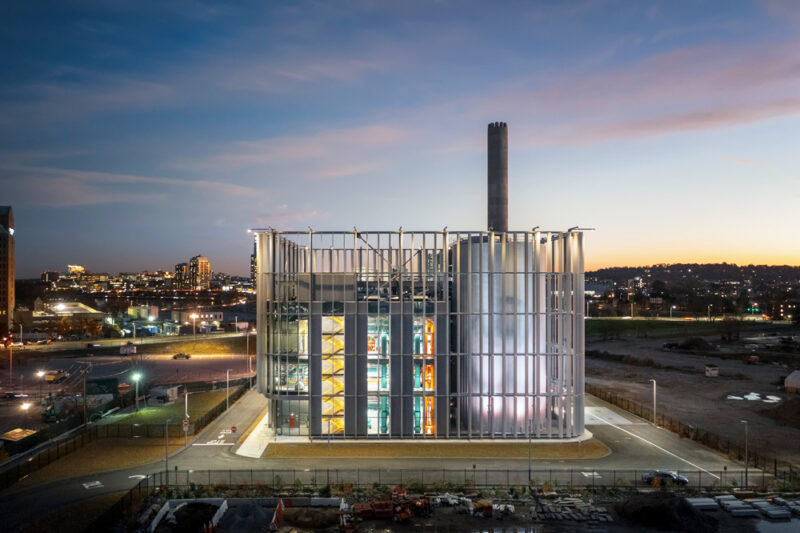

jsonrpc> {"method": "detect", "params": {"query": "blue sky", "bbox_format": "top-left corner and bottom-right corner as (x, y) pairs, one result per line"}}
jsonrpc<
(1, 1), (799, 277)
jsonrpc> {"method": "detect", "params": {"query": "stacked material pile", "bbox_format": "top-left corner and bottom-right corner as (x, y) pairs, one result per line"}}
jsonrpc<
(531, 496), (614, 523)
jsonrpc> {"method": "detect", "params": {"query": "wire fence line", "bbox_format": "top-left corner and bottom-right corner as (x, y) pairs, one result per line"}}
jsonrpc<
(586, 383), (799, 477)
(87, 466), (791, 532)
(0, 384), (247, 492)
(153, 467), (777, 491)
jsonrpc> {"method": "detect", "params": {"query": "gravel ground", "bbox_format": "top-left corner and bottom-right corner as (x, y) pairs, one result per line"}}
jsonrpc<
(274, 497), (759, 533)
(586, 329), (800, 467)
(266, 439), (610, 459)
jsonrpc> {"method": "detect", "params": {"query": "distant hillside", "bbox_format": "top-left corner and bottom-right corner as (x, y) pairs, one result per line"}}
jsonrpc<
(588, 263), (800, 285)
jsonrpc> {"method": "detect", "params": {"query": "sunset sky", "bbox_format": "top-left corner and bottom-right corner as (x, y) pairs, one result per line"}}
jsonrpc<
(1, 1), (799, 277)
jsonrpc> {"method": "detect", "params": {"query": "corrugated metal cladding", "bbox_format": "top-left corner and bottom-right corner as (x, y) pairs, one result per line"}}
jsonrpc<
(255, 230), (585, 439)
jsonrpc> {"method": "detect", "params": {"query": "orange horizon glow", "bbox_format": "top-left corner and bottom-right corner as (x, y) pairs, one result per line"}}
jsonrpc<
(586, 253), (800, 271)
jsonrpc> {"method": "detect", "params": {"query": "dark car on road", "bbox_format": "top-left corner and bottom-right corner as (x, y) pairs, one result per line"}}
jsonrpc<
(641, 470), (689, 486)
(172, 352), (191, 360)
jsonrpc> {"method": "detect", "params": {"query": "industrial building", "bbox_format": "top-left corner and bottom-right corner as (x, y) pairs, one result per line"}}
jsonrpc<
(0, 206), (14, 336)
(253, 123), (587, 439)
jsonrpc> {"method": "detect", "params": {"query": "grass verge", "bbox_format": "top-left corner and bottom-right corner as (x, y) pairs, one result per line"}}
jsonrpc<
(266, 438), (610, 459)
(111, 390), (228, 425)
(7, 438), (184, 492)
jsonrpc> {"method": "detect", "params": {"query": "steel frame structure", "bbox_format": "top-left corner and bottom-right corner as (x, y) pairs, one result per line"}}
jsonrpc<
(254, 229), (585, 439)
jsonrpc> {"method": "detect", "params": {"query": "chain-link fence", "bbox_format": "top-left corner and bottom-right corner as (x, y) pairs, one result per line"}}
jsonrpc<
(0, 384), (248, 491)
(87, 465), (791, 531)
(153, 467), (778, 492)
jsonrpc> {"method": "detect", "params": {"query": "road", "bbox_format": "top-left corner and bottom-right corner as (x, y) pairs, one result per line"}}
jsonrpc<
(1, 332), (242, 354)
(0, 352), (254, 435)
(0, 388), (267, 532)
(0, 391), (756, 532)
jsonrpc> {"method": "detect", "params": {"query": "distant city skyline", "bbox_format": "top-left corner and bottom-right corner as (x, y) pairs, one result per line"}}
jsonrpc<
(2, 1), (799, 277)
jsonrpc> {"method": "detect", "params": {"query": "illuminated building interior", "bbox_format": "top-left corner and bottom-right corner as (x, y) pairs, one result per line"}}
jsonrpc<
(254, 229), (585, 439)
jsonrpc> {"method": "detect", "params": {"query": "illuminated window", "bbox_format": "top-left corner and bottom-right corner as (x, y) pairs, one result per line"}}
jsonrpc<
(321, 316), (344, 435)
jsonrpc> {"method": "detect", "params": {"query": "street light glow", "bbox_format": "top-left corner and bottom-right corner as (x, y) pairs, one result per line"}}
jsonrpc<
(20, 402), (31, 411)
(36, 370), (45, 378)
(132, 372), (141, 382)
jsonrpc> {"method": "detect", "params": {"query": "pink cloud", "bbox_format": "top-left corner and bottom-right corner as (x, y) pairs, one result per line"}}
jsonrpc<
(721, 155), (779, 171)
(254, 204), (322, 229)
(190, 123), (407, 175)
(563, 97), (800, 144)
(0, 165), (258, 207)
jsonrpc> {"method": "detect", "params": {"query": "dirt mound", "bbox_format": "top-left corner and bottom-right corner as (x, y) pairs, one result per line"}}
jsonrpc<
(614, 493), (717, 533)
(679, 337), (716, 352)
(283, 507), (339, 528)
(154, 502), (218, 533)
(758, 396), (800, 427)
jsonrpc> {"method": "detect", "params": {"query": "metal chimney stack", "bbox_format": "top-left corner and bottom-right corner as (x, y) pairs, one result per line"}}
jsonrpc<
(487, 122), (508, 232)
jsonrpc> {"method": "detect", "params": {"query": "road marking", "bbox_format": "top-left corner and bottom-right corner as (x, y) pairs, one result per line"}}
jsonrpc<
(193, 441), (232, 446)
(585, 407), (643, 425)
(591, 412), (720, 480)
(128, 475), (147, 480)
(83, 481), (104, 489)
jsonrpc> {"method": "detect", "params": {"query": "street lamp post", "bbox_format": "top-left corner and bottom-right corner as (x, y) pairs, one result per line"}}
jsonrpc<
(36, 370), (45, 399)
(741, 420), (749, 487)
(21, 402), (31, 427)
(670, 305), (675, 319)
(81, 362), (90, 429)
(165, 418), (172, 487)
(132, 372), (142, 411)
(190, 314), (198, 340)
(707, 304), (713, 321)
(226, 369), (231, 409)
(649, 379), (657, 426)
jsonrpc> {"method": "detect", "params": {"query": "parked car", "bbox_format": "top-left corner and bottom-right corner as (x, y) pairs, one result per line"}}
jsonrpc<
(45, 370), (68, 383)
(641, 470), (689, 486)
(172, 352), (191, 360)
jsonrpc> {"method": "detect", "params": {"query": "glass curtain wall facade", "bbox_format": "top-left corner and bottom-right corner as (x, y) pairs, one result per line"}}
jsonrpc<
(255, 230), (585, 439)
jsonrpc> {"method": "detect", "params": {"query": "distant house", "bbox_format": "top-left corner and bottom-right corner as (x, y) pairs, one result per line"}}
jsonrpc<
(785, 371), (800, 394)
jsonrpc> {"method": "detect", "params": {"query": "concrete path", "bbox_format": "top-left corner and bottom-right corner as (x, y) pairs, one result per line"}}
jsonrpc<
(234, 406), (270, 458)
